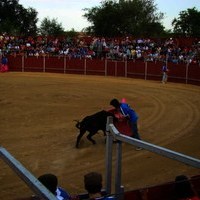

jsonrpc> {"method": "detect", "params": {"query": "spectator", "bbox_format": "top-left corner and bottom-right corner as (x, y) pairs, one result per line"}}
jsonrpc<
(0, 54), (8, 72)
(36, 173), (71, 200)
(83, 172), (115, 200)
(161, 62), (169, 84)
(174, 175), (200, 200)
(0, 34), (199, 64)
(110, 98), (142, 150)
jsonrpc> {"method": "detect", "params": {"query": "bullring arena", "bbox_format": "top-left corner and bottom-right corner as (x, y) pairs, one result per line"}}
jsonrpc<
(0, 69), (200, 199)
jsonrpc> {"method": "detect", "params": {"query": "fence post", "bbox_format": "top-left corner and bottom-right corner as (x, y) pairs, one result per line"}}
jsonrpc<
(64, 56), (66, 74)
(84, 58), (86, 75)
(22, 55), (24, 72)
(115, 61), (117, 76)
(186, 62), (189, 84)
(115, 141), (123, 200)
(105, 59), (107, 76)
(145, 61), (147, 80)
(43, 55), (46, 72)
(105, 116), (114, 194)
(125, 60), (127, 78)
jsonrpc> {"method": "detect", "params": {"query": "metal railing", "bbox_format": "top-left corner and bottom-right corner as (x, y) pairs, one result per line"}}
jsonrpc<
(0, 146), (57, 200)
(105, 116), (200, 199)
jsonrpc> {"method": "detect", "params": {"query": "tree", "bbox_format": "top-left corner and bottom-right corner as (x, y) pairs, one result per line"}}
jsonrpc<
(65, 28), (78, 38)
(0, 0), (38, 36)
(172, 7), (200, 37)
(83, 0), (165, 37)
(18, 7), (38, 36)
(39, 17), (65, 36)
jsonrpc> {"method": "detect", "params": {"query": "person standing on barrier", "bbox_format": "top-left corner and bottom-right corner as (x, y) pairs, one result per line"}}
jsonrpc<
(161, 62), (169, 84)
(110, 98), (142, 150)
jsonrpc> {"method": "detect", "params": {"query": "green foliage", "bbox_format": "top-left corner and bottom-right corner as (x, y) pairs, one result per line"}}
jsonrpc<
(172, 7), (200, 37)
(0, 0), (38, 36)
(1, 0), (199, 38)
(83, 0), (165, 37)
(65, 28), (79, 38)
(39, 17), (65, 36)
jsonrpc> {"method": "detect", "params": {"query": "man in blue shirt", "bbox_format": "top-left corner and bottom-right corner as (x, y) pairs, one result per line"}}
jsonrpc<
(162, 63), (169, 84)
(110, 98), (142, 150)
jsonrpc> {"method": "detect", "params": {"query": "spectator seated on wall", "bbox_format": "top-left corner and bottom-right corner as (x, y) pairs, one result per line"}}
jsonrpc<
(79, 172), (116, 200)
(32, 173), (71, 200)
(174, 175), (200, 200)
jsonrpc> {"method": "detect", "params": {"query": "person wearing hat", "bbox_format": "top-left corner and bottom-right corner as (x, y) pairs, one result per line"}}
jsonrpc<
(110, 98), (142, 150)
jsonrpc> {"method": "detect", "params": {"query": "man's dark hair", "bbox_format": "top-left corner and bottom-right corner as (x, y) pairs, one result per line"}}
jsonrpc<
(174, 175), (195, 199)
(38, 173), (58, 194)
(110, 98), (120, 108)
(84, 172), (102, 194)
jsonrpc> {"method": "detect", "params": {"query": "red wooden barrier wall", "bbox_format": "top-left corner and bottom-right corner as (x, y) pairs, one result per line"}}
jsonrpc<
(146, 61), (163, 81)
(127, 60), (146, 79)
(188, 64), (200, 85)
(7, 55), (200, 86)
(45, 56), (64, 73)
(123, 175), (200, 200)
(107, 60), (117, 76)
(86, 59), (105, 76)
(8, 55), (22, 72)
(67, 58), (85, 74)
(24, 56), (43, 72)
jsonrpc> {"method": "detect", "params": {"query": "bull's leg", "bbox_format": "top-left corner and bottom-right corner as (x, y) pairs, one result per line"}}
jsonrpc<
(76, 129), (86, 148)
(87, 132), (96, 145)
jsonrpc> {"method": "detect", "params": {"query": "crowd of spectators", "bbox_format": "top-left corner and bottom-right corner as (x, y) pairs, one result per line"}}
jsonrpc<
(0, 34), (200, 64)
(31, 173), (200, 200)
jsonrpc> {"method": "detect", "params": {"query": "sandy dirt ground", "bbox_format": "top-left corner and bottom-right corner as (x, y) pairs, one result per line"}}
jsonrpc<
(0, 72), (200, 200)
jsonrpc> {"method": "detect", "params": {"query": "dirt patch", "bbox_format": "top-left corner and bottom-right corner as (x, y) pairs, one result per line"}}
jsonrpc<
(0, 72), (200, 199)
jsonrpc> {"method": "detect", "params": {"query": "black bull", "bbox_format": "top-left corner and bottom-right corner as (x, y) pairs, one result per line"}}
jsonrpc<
(75, 110), (116, 148)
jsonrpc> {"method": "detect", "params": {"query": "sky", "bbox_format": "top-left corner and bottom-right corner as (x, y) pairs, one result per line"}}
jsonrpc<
(19, 0), (200, 31)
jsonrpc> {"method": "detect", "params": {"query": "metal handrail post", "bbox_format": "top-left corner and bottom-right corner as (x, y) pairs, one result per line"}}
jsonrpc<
(115, 141), (123, 200)
(105, 116), (114, 194)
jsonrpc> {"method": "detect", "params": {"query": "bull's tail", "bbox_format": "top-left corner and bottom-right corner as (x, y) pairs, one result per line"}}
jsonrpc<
(74, 120), (81, 129)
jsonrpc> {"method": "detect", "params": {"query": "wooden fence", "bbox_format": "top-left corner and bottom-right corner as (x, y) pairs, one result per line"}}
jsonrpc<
(7, 55), (200, 86)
